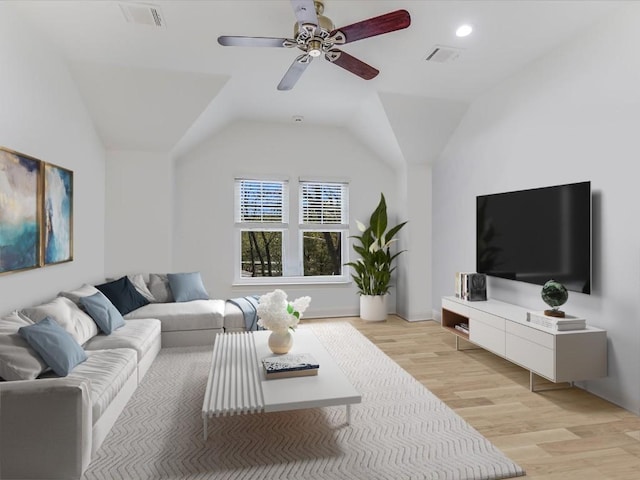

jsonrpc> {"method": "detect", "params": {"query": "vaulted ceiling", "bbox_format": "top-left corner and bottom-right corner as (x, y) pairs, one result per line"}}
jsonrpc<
(11, 1), (622, 163)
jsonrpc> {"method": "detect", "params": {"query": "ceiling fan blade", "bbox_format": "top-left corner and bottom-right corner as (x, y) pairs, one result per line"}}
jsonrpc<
(290, 0), (318, 26)
(331, 10), (411, 44)
(218, 36), (291, 48)
(325, 49), (379, 80)
(278, 55), (312, 91)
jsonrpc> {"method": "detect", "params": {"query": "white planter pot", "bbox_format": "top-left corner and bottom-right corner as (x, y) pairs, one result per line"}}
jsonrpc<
(359, 295), (388, 322)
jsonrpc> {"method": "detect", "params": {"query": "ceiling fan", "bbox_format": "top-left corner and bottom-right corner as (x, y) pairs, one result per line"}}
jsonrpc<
(217, 0), (411, 91)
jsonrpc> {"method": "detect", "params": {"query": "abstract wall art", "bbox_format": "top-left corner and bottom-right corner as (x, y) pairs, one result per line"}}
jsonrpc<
(43, 163), (73, 265)
(0, 146), (74, 275)
(0, 148), (42, 274)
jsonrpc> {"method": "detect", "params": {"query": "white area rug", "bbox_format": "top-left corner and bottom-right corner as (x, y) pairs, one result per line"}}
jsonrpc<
(84, 322), (524, 480)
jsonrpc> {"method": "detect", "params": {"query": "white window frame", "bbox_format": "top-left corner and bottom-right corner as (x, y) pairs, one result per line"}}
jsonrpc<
(233, 177), (350, 285)
(298, 181), (349, 279)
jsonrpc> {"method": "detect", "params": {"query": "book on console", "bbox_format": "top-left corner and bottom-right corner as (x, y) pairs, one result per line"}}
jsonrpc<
(526, 311), (586, 331)
(262, 353), (319, 379)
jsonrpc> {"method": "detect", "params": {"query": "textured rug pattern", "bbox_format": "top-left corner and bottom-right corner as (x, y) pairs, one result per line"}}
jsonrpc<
(83, 322), (524, 480)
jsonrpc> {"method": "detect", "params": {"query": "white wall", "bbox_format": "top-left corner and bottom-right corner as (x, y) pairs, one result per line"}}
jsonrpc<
(173, 120), (399, 318)
(0, 4), (105, 313)
(396, 163), (433, 321)
(433, 4), (640, 413)
(105, 151), (173, 277)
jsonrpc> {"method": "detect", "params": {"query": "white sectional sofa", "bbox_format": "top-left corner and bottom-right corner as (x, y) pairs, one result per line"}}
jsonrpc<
(125, 299), (225, 346)
(0, 272), (244, 480)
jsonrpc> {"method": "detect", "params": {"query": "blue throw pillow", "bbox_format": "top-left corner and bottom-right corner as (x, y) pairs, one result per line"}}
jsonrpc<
(80, 291), (125, 334)
(95, 276), (149, 315)
(18, 317), (87, 377)
(167, 272), (209, 302)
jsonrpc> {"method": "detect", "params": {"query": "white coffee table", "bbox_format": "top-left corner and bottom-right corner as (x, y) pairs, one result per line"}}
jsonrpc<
(202, 329), (361, 440)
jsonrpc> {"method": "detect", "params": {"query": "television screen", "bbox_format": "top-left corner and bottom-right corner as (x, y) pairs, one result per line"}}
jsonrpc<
(476, 181), (591, 294)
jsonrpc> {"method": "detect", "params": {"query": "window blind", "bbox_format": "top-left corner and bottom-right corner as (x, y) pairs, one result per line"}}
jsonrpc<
(300, 182), (348, 225)
(235, 179), (288, 223)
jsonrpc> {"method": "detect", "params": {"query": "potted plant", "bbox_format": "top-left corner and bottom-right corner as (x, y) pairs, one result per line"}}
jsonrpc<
(346, 193), (407, 321)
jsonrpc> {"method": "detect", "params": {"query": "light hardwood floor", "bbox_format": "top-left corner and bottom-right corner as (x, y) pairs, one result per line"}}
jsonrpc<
(329, 315), (640, 479)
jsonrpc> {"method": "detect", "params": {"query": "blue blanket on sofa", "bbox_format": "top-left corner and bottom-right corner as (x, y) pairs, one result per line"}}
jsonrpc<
(227, 295), (261, 331)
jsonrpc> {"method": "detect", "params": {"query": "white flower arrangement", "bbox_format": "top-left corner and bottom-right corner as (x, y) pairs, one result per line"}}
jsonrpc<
(257, 289), (311, 332)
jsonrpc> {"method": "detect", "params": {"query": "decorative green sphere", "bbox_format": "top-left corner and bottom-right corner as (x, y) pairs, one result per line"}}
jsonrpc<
(541, 280), (568, 309)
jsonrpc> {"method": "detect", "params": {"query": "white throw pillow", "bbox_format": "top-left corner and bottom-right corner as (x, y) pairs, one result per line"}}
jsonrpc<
(59, 284), (100, 306)
(0, 311), (48, 381)
(21, 297), (98, 345)
(128, 274), (156, 303)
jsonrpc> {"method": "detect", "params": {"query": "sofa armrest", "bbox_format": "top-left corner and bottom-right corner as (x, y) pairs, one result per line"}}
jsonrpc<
(0, 377), (92, 480)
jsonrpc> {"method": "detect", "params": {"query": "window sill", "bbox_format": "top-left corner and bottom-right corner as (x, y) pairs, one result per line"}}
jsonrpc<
(232, 276), (351, 287)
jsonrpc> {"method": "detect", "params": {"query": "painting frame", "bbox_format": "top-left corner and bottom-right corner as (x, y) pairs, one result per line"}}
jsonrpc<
(43, 162), (74, 266)
(0, 147), (43, 275)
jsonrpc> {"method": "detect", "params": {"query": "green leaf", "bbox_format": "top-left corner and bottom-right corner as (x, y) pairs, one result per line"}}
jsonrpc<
(346, 192), (407, 296)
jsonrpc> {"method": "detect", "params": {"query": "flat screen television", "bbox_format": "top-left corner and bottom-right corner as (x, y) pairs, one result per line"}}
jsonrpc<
(476, 181), (591, 294)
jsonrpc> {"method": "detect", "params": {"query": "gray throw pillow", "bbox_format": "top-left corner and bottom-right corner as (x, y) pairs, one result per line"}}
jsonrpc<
(148, 274), (174, 303)
(18, 317), (87, 377)
(128, 274), (156, 302)
(167, 272), (210, 302)
(80, 291), (125, 334)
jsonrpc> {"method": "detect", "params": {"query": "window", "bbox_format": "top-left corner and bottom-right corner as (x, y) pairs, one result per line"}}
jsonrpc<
(299, 181), (348, 276)
(235, 179), (288, 278)
(235, 178), (349, 284)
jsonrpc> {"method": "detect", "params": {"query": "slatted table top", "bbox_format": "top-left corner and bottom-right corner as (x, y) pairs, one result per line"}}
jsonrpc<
(202, 328), (361, 432)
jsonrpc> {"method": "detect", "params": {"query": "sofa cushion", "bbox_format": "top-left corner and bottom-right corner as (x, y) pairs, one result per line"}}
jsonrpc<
(58, 284), (100, 306)
(18, 317), (87, 377)
(21, 296), (98, 345)
(80, 291), (125, 334)
(96, 276), (149, 316)
(124, 299), (225, 332)
(84, 319), (161, 362)
(147, 274), (174, 303)
(128, 274), (156, 302)
(0, 311), (48, 381)
(40, 348), (137, 422)
(223, 301), (246, 331)
(167, 272), (209, 302)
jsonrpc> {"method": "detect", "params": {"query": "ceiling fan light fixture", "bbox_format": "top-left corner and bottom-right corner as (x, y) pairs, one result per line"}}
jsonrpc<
(308, 39), (323, 57)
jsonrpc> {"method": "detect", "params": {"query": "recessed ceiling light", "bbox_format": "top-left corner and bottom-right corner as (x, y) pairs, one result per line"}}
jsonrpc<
(456, 24), (473, 37)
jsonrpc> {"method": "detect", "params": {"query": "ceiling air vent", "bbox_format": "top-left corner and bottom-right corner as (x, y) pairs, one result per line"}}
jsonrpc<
(425, 45), (463, 63)
(119, 3), (166, 28)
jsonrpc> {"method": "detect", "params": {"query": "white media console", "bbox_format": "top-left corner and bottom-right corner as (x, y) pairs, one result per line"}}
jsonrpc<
(441, 296), (607, 391)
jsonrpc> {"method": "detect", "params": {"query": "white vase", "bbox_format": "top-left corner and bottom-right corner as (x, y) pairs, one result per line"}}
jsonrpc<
(360, 295), (388, 322)
(268, 329), (293, 354)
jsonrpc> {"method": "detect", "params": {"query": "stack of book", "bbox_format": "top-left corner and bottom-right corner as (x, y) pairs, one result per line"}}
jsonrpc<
(455, 272), (487, 301)
(454, 323), (469, 335)
(526, 311), (586, 331)
(262, 353), (319, 379)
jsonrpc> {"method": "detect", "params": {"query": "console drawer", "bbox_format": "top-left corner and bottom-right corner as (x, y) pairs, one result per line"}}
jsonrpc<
(470, 320), (505, 356)
(506, 321), (555, 349)
(470, 310), (505, 331)
(506, 333), (554, 380)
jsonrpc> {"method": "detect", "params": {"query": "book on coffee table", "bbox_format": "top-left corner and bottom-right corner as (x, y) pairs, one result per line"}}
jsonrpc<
(262, 353), (319, 379)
